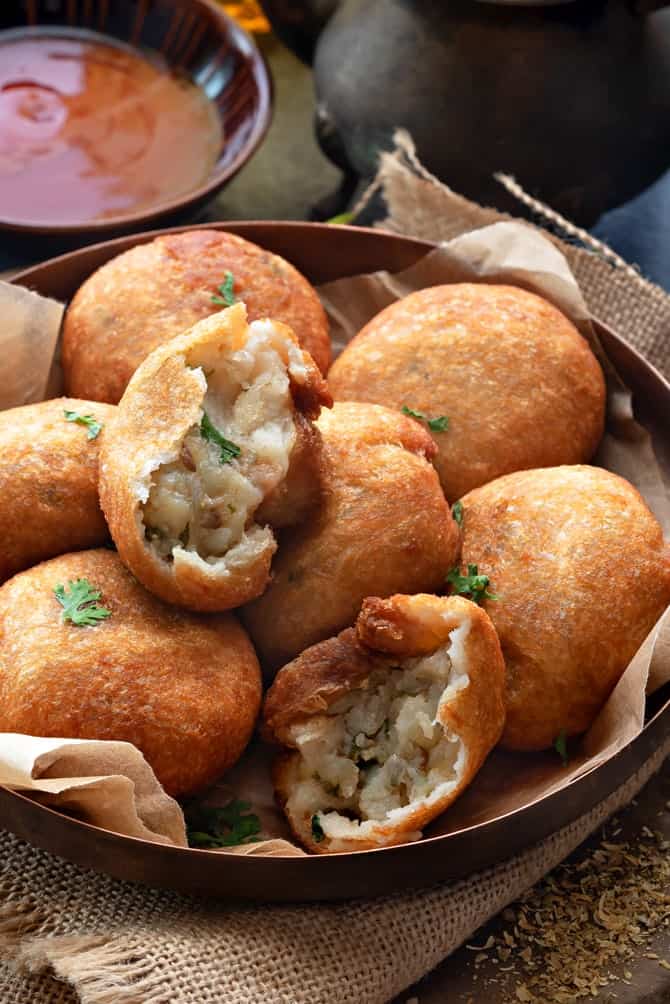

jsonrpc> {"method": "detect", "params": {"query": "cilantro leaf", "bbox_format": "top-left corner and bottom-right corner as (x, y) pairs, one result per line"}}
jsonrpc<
(211, 271), (237, 307)
(554, 729), (569, 767)
(401, 405), (449, 433)
(326, 211), (354, 225)
(445, 564), (498, 605)
(200, 412), (241, 465)
(452, 501), (464, 528)
(311, 814), (325, 843)
(54, 579), (111, 627)
(64, 409), (102, 440)
(185, 799), (262, 848)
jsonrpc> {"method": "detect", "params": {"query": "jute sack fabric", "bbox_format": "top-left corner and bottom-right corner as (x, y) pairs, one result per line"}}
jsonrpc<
(1, 138), (670, 1003)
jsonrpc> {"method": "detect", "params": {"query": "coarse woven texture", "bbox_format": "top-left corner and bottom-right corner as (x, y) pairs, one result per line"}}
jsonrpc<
(2, 140), (670, 1003)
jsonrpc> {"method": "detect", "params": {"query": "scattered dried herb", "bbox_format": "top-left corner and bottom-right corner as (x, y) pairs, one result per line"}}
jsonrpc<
(452, 501), (464, 528)
(465, 822), (670, 1002)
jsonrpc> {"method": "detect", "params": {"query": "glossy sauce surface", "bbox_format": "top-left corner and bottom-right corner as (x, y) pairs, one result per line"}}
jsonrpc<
(0, 32), (222, 225)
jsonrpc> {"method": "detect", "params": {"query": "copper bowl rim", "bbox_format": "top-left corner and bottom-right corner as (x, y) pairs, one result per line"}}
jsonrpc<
(0, 2), (273, 237)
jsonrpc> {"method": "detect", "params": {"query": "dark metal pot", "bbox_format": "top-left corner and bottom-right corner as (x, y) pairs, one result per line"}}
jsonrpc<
(261, 0), (670, 224)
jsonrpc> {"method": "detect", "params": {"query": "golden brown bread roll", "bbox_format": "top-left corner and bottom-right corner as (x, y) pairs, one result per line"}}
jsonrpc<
(328, 284), (606, 501)
(459, 465), (670, 751)
(0, 397), (115, 583)
(62, 229), (331, 403)
(0, 549), (262, 797)
(99, 303), (331, 612)
(241, 401), (461, 672)
(264, 594), (506, 853)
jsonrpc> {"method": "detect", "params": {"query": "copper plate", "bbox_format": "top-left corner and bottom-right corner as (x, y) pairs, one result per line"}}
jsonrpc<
(7, 222), (670, 902)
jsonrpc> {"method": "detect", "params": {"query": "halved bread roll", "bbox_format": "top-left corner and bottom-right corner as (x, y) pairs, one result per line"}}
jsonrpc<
(263, 594), (506, 853)
(99, 303), (331, 611)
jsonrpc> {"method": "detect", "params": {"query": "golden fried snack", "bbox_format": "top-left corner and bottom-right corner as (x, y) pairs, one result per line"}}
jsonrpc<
(264, 594), (506, 853)
(0, 549), (262, 797)
(99, 303), (331, 612)
(459, 465), (670, 751)
(0, 397), (115, 583)
(62, 229), (331, 404)
(328, 284), (606, 501)
(241, 401), (461, 672)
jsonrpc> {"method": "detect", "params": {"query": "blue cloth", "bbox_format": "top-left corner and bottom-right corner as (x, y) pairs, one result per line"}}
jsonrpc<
(592, 169), (670, 293)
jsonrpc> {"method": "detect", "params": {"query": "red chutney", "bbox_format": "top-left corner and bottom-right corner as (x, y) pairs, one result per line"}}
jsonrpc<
(0, 32), (222, 225)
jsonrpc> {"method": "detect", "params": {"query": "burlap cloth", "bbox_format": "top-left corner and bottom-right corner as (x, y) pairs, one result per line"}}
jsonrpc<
(1, 137), (670, 1004)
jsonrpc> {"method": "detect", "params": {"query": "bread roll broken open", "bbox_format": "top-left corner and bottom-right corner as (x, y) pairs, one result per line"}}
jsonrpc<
(263, 594), (506, 853)
(99, 303), (331, 611)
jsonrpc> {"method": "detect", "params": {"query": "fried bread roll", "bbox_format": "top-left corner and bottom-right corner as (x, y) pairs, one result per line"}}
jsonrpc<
(0, 549), (262, 797)
(0, 397), (114, 583)
(328, 284), (606, 501)
(241, 402), (461, 672)
(99, 303), (331, 611)
(62, 229), (331, 403)
(264, 594), (506, 853)
(459, 465), (670, 751)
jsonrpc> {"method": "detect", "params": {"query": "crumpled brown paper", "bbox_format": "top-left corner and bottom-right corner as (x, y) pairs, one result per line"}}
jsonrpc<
(1, 220), (668, 858)
(0, 734), (186, 845)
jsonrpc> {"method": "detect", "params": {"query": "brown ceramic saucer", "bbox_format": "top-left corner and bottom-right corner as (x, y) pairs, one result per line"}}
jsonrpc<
(7, 222), (670, 902)
(0, 2), (272, 239)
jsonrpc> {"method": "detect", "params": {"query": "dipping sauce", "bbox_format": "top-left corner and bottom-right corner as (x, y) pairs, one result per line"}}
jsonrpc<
(0, 31), (222, 225)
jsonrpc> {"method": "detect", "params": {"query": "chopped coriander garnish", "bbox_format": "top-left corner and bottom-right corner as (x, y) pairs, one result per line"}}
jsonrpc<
(64, 409), (102, 440)
(311, 814), (325, 843)
(401, 405), (449, 433)
(185, 799), (261, 848)
(452, 501), (464, 528)
(211, 271), (237, 307)
(54, 579), (111, 627)
(554, 729), (569, 767)
(326, 211), (354, 225)
(446, 564), (498, 605)
(200, 412), (241, 465)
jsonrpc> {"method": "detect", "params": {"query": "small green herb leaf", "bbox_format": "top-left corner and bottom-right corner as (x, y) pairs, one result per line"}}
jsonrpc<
(200, 412), (241, 465)
(64, 409), (102, 440)
(211, 271), (237, 307)
(326, 211), (354, 225)
(54, 579), (111, 627)
(311, 814), (325, 843)
(452, 501), (464, 528)
(185, 799), (262, 848)
(445, 564), (498, 605)
(401, 405), (449, 433)
(554, 729), (569, 767)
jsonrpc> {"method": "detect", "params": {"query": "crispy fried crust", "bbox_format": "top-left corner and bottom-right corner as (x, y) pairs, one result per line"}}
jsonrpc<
(0, 549), (262, 797)
(328, 284), (606, 501)
(0, 398), (115, 583)
(62, 229), (332, 403)
(99, 304), (329, 612)
(265, 594), (506, 852)
(459, 465), (670, 751)
(241, 402), (460, 673)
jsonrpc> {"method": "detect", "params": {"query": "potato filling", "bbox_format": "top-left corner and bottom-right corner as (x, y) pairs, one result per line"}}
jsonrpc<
(142, 321), (302, 566)
(286, 622), (470, 843)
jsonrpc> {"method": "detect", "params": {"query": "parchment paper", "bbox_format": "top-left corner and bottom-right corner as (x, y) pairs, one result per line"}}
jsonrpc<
(1, 220), (668, 854)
